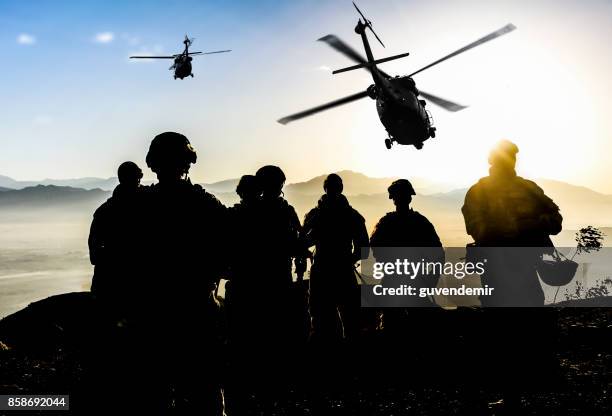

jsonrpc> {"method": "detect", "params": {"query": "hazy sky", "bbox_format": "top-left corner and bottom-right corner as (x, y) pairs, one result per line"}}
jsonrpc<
(1, 0), (611, 192)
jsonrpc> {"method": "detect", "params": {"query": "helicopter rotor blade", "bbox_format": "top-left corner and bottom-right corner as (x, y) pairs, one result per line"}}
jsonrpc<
(129, 55), (175, 59)
(419, 91), (468, 112)
(352, 2), (385, 48)
(200, 50), (232, 55)
(407, 23), (516, 77)
(278, 90), (369, 125)
(333, 52), (410, 74)
(318, 35), (390, 78)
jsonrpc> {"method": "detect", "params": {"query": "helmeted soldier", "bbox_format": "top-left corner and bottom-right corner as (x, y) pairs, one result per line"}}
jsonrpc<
(255, 165), (302, 291)
(462, 140), (563, 413)
(89, 161), (144, 315)
(139, 131), (227, 414)
(225, 174), (262, 348)
(371, 179), (442, 249)
(224, 166), (303, 414)
(462, 139), (562, 306)
(370, 179), (444, 333)
(302, 173), (369, 342)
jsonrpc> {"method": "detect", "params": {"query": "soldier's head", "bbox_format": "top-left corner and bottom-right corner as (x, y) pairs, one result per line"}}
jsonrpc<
(236, 174), (261, 203)
(323, 173), (343, 196)
(256, 165), (286, 199)
(117, 161), (143, 189)
(145, 132), (197, 183)
(488, 140), (519, 173)
(388, 179), (416, 210)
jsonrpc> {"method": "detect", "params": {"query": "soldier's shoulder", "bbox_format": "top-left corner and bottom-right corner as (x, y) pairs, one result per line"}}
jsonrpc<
(192, 184), (226, 208)
(376, 211), (398, 226)
(282, 198), (299, 216)
(304, 206), (319, 221)
(410, 210), (434, 225)
(516, 177), (544, 192)
(468, 176), (491, 191)
(350, 207), (366, 224)
(93, 198), (113, 218)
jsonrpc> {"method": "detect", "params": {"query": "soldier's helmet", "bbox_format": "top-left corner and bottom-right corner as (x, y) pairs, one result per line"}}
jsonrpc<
(488, 139), (519, 166)
(388, 179), (416, 199)
(117, 161), (143, 186)
(256, 165), (286, 197)
(146, 132), (197, 175)
(236, 174), (261, 200)
(323, 173), (343, 195)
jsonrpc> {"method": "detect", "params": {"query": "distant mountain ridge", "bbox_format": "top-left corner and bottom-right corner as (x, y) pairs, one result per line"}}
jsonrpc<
(0, 184), (109, 205)
(0, 175), (118, 191)
(1, 173), (611, 245)
(0, 171), (456, 195)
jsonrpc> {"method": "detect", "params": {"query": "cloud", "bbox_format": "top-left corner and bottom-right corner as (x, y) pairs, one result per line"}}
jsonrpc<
(17, 33), (36, 45)
(317, 65), (332, 72)
(94, 32), (114, 44)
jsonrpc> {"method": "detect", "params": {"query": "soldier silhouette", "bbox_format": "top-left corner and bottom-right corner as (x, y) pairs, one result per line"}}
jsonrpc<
(224, 166), (304, 415)
(137, 132), (227, 414)
(302, 173), (369, 342)
(370, 179), (444, 334)
(225, 175), (262, 347)
(89, 161), (143, 316)
(462, 140), (563, 412)
(462, 139), (563, 306)
(86, 161), (148, 412)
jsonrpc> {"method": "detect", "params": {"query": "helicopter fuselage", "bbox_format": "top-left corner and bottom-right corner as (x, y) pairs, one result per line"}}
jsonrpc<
(357, 22), (434, 149)
(173, 55), (193, 79)
(373, 75), (433, 148)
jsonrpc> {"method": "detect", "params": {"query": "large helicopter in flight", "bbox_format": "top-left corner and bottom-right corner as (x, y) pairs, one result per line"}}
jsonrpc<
(278, 3), (516, 149)
(130, 35), (231, 80)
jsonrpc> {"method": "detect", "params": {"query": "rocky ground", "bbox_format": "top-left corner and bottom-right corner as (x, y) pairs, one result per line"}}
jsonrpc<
(0, 293), (610, 415)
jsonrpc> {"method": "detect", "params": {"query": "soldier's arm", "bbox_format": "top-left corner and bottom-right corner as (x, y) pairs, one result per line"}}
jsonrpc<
(353, 214), (370, 263)
(88, 207), (106, 265)
(524, 181), (563, 235)
(535, 184), (563, 235)
(423, 218), (443, 247)
(421, 217), (445, 267)
(301, 209), (317, 249)
(461, 185), (487, 242)
(369, 216), (388, 260)
(199, 188), (230, 281)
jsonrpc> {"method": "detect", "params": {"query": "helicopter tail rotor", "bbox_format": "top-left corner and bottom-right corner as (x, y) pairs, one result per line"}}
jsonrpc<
(184, 35), (195, 47)
(353, 2), (385, 48)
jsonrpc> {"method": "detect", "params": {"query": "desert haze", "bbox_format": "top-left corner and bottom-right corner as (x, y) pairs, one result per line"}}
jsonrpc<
(1, 170), (611, 318)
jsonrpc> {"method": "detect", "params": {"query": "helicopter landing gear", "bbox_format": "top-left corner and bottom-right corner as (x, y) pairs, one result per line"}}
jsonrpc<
(174, 75), (177, 80)
(384, 138), (393, 149)
(190, 73), (194, 78)
(429, 127), (436, 138)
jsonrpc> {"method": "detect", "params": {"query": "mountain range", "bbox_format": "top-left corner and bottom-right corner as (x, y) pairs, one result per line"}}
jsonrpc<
(1, 171), (611, 246)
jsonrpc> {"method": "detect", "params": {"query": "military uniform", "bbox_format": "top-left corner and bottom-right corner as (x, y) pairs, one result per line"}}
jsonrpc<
(462, 171), (562, 306)
(461, 154), (563, 400)
(303, 194), (369, 341)
(370, 207), (443, 334)
(89, 183), (144, 318)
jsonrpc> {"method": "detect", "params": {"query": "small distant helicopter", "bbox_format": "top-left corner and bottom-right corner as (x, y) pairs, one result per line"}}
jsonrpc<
(130, 35), (231, 80)
(278, 3), (516, 149)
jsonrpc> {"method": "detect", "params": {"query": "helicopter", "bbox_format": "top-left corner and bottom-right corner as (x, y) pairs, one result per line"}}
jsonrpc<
(130, 35), (231, 80)
(278, 3), (516, 149)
